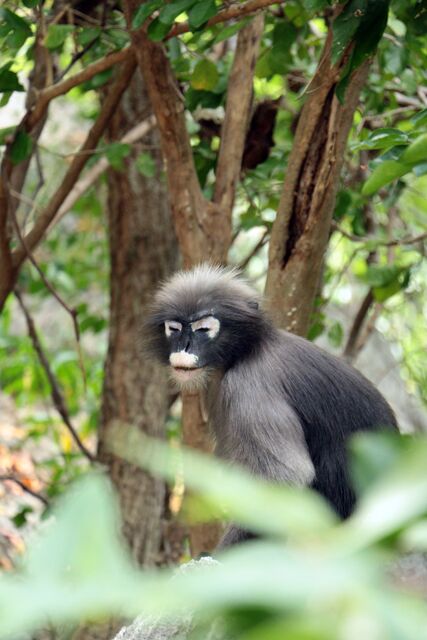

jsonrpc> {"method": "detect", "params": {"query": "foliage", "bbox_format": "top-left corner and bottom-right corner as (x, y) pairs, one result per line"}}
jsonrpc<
(1, 432), (427, 639)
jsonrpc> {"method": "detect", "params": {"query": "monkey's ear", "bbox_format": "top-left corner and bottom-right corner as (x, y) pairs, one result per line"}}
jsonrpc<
(247, 301), (259, 310)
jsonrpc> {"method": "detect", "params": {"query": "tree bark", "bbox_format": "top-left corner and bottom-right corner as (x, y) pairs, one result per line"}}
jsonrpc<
(74, 68), (179, 640)
(265, 28), (370, 336)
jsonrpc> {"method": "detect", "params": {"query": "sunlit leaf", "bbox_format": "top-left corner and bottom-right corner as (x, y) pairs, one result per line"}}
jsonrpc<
(159, 0), (197, 25)
(362, 160), (410, 195)
(132, 0), (162, 29)
(44, 24), (74, 49)
(190, 59), (219, 91)
(147, 17), (172, 41)
(402, 133), (427, 165)
(188, 0), (217, 30)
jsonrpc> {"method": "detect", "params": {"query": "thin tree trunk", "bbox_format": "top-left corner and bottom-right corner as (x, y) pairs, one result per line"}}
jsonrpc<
(73, 68), (179, 640)
(265, 27), (370, 336)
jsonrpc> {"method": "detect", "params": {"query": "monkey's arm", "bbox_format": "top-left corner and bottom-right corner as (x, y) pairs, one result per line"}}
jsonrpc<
(213, 388), (315, 548)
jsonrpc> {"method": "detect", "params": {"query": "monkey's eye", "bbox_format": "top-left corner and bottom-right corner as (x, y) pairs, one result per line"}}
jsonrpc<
(165, 320), (182, 337)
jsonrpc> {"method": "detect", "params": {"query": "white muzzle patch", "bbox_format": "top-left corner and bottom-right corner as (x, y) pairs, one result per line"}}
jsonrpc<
(169, 351), (199, 368)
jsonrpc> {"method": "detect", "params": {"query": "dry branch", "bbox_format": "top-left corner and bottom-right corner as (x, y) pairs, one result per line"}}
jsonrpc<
(166, 0), (284, 39)
(14, 289), (95, 463)
(51, 115), (156, 229)
(332, 223), (427, 248)
(0, 475), (49, 507)
(27, 48), (133, 131)
(343, 289), (374, 362)
(214, 14), (264, 217)
(11, 56), (137, 274)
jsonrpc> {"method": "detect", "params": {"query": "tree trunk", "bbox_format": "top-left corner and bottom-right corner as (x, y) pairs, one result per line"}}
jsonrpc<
(265, 27), (370, 336)
(74, 68), (179, 640)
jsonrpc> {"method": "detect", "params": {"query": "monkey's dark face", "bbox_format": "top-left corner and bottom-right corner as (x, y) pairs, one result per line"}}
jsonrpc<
(146, 265), (268, 391)
(163, 313), (222, 390)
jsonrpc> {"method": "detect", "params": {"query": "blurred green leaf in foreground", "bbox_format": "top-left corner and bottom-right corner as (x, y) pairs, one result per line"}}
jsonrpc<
(0, 429), (427, 639)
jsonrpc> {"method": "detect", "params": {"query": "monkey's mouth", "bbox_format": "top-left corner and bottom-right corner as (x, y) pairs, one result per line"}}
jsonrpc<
(170, 365), (207, 387)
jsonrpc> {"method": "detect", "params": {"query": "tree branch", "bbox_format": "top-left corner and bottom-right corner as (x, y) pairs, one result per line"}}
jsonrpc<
(213, 14), (264, 217)
(27, 47), (133, 131)
(332, 222), (427, 248)
(238, 227), (269, 270)
(125, 4), (229, 265)
(0, 475), (49, 507)
(11, 56), (137, 275)
(50, 115), (156, 230)
(14, 289), (96, 463)
(166, 0), (284, 40)
(342, 289), (374, 362)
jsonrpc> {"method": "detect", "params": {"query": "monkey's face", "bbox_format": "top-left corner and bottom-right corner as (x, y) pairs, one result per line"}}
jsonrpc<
(164, 314), (221, 390)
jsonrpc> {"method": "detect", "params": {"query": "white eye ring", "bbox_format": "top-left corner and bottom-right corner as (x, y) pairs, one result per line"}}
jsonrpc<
(165, 320), (182, 337)
(191, 316), (220, 339)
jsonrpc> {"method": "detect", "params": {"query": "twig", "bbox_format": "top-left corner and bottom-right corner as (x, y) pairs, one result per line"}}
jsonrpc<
(332, 222), (427, 248)
(51, 115), (156, 228)
(14, 289), (96, 463)
(166, 0), (284, 40)
(342, 289), (374, 362)
(238, 227), (269, 270)
(12, 55), (137, 271)
(55, 36), (100, 83)
(27, 47), (133, 130)
(0, 475), (49, 507)
(8, 195), (87, 388)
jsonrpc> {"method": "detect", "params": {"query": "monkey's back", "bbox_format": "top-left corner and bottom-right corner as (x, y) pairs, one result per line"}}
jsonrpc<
(215, 329), (397, 519)
(274, 330), (398, 516)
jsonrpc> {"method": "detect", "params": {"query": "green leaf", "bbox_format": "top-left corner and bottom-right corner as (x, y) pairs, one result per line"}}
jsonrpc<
(361, 160), (410, 195)
(350, 432), (408, 498)
(44, 24), (74, 49)
(332, 0), (366, 63)
(346, 437), (427, 547)
(190, 59), (219, 91)
(355, 128), (409, 151)
(0, 65), (24, 92)
(411, 108), (427, 128)
(350, 0), (389, 70)
(327, 321), (344, 348)
(147, 17), (172, 41)
(188, 0), (218, 30)
(135, 152), (156, 178)
(10, 131), (33, 165)
(76, 27), (101, 47)
(0, 8), (32, 49)
(23, 0), (40, 6)
(110, 427), (336, 540)
(361, 264), (405, 288)
(0, 126), (16, 144)
(159, 0), (196, 25)
(132, 0), (162, 29)
(105, 143), (131, 171)
(12, 506), (33, 528)
(304, 0), (332, 10)
(401, 133), (427, 165)
(212, 17), (251, 44)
